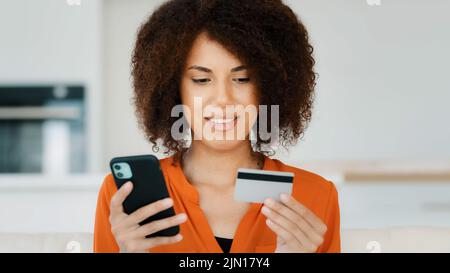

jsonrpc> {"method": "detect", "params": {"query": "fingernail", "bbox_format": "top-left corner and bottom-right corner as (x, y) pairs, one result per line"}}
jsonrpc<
(177, 213), (187, 220)
(175, 234), (183, 241)
(280, 193), (289, 202)
(261, 206), (270, 214)
(162, 198), (173, 206)
(264, 198), (274, 206)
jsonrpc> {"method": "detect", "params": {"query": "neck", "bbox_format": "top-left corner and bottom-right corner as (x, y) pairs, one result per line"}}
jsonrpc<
(180, 140), (263, 188)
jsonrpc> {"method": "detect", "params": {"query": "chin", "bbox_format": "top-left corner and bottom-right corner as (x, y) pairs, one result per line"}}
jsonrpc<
(200, 138), (249, 152)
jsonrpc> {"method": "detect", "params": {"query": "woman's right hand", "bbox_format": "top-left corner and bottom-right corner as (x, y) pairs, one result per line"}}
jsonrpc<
(109, 181), (187, 253)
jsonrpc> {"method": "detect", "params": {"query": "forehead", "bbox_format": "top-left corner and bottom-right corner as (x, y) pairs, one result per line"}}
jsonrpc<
(184, 32), (243, 70)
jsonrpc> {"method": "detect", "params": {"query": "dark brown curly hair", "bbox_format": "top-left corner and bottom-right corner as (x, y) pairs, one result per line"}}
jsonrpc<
(131, 0), (316, 161)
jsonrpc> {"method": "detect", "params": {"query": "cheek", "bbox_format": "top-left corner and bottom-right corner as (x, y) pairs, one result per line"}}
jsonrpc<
(235, 83), (259, 106)
(234, 90), (259, 135)
(237, 87), (259, 121)
(180, 82), (207, 132)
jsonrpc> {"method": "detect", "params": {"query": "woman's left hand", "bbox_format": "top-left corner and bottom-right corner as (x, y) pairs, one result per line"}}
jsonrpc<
(261, 193), (328, 253)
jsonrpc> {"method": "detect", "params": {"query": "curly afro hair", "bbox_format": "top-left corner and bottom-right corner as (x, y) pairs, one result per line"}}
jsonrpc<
(131, 0), (316, 160)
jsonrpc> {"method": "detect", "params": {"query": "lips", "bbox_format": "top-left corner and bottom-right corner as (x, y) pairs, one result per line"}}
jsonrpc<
(204, 116), (238, 131)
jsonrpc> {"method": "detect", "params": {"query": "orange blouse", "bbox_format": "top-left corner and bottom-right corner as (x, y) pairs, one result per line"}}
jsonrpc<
(94, 155), (340, 253)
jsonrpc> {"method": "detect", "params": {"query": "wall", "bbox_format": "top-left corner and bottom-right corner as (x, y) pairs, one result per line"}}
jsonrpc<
(102, 0), (165, 171)
(0, 0), (103, 173)
(282, 0), (450, 164)
(0, 0), (103, 233)
(102, 0), (450, 166)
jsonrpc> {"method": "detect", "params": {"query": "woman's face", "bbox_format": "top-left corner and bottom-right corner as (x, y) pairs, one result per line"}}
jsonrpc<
(180, 32), (259, 152)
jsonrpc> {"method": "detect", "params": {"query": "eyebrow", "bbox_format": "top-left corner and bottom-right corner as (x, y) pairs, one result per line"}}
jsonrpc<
(187, 65), (247, 73)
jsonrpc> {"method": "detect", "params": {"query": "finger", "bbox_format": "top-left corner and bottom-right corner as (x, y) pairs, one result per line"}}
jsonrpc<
(262, 205), (312, 249)
(128, 197), (174, 225)
(265, 218), (304, 252)
(142, 234), (184, 252)
(110, 181), (133, 215)
(135, 213), (187, 238)
(279, 194), (328, 235)
(263, 198), (324, 245)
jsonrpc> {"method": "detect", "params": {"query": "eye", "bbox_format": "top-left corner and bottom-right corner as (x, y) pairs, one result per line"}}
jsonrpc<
(192, 78), (211, 85)
(233, 77), (250, 84)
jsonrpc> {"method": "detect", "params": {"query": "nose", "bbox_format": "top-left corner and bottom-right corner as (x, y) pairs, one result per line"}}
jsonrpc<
(211, 78), (234, 108)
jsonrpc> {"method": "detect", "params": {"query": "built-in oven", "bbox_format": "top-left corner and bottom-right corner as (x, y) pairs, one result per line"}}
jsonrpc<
(0, 85), (86, 174)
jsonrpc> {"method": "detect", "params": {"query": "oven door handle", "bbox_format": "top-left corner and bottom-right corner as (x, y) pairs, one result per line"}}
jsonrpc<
(0, 106), (80, 120)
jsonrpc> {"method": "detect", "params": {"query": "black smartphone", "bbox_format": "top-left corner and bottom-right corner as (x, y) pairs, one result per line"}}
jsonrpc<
(109, 154), (179, 238)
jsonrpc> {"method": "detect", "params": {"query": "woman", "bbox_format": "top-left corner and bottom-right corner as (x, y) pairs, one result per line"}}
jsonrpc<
(94, 0), (340, 253)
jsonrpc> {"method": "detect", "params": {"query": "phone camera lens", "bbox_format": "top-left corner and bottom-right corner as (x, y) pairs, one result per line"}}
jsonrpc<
(114, 164), (121, 170)
(117, 172), (123, 178)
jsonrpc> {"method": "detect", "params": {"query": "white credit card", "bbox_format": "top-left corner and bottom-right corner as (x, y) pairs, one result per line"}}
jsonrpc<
(234, 168), (294, 203)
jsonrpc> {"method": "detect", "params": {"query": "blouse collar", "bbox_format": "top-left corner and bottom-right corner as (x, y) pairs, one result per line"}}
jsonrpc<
(168, 154), (273, 205)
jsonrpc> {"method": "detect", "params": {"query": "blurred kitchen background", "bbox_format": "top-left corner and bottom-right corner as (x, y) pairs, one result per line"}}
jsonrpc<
(0, 0), (449, 235)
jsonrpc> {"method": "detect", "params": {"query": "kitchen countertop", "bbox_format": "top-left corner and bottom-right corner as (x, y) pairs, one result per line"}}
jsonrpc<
(299, 160), (450, 182)
(0, 174), (104, 191)
(1, 159), (449, 191)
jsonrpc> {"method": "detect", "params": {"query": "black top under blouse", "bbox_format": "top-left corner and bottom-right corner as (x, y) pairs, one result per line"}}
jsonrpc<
(215, 236), (233, 253)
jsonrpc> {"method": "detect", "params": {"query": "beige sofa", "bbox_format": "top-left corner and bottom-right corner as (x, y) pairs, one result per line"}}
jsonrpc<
(1, 226), (450, 253)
